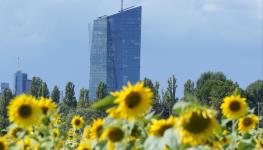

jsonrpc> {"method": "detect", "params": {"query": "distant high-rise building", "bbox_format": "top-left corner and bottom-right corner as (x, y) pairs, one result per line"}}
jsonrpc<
(14, 71), (31, 95)
(0, 82), (10, 96)
(89, 6), (142, 100)
(1, 82), (9, 92)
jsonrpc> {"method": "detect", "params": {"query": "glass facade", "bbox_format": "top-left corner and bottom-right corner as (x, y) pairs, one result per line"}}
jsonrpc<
(14, 71), (31, 95)
(89, 7), (142, 100)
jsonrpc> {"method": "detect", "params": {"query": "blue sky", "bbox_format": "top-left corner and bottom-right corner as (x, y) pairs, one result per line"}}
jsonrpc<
(0, 0), (262, 97)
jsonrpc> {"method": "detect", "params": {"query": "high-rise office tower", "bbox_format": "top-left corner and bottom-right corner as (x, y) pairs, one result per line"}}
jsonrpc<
(14, 71), (31, 95)
(0, 82), (10, 96)
(89, 6), (142, 100)
(1, 82), (9, 92)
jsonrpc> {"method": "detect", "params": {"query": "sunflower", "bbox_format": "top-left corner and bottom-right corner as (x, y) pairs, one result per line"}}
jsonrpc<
(17, 137), (31, 150)
(38, 97), (57, 115)
(220, 95), (247, 119)
(106, 108), (121, 119)
(8, 127), (23, 139)
(149, 117), (177, 137)
(8, 94), (42, 128)
(71, 115), (85, 129)
(111, 82), (153, 120)
(101, 126), (125, 150)
(238, 114), (259, 133)
(178, 108), (219, 146)
(90, 118), (104, 140)
(0, 137), (8, 150)
(67, 128), (74, 141)
(77, 141), (91, 150)
(83, 126), (91, 140)
(52, 128), (60, 138)
(256, 139), (263, 149)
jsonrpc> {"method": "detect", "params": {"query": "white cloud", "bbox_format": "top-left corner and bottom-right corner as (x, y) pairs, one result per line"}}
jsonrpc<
(202, 2), (220, 13)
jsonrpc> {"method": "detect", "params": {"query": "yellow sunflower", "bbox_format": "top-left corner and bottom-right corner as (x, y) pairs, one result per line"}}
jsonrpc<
(67, 128), (74, 141)
(238, 114), (259, 133)
(90, 118), (104, 140)
(83, 126), (91, 140)
(101, 126), (125, 150)
(17, 137), (31, 150)
(8, 94), (42, 128)
(111, 82), (153, 120)
(106, 108), (121, 119)
(220, 95), (247, 119)
(256, 139), (263, 149)
(8, 127), (23, 139)
(77, 141), (91, 150)
(71, 115), (85, 129)
(38, 97), (57, 115)
(178, 108), (219, 146)
(52, 128), (60, 138)
(0, 137), (8, 150)
(149, 117), (177, 137)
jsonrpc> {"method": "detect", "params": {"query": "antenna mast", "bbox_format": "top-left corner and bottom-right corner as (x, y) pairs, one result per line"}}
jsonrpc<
(121, 0), (123, 11)
(17, 57), (21, 70)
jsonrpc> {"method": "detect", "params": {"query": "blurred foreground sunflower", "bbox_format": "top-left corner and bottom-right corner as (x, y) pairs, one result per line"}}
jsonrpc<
(38, 97), (57, 115)
(77, 141), (91, 150)
(221, 95), (247, 119)
(83, 126), (91, 140)
(8, 127), (23, 139)
(149, 117), (177, 137)
(256, 139), (263, 149)
(8, 94), (42, 128)
(90, 118), (104, 140)
(178, 108), (219, 146)
(101, 126), (125, 150)
(52, 128), (60, 138)
(0, 137), (8, 150)
(71, 115), (85, 129)
(111, 82), (153, 120)
(238, 114), (259, 133)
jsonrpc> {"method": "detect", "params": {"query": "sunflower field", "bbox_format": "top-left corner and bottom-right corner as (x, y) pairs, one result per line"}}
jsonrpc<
(0, 82), (263, 150)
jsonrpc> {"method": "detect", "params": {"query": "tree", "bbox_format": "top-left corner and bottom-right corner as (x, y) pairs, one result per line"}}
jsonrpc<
(77, 88), (89, 108)
(195, 72), (238, 110)
(196, 72), (226, 89)
(30, 77), (43, 98)
(143, 78), (160, 103)
(40, 82), (49, 98)
(96, 82), (108, 100)
(184, 79), (195, 96)
(143, 78), (161, 113)
(0, 88), (13, 118)
(64, 82), (77, 108)
(162, 75), (178, 117)
(246, 80), (263, 126)
(0, 88), (13, 129)
(51, 86), (60, 103)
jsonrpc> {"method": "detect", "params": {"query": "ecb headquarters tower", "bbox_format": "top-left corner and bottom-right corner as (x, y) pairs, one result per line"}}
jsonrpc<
(89, 6), (142, 100)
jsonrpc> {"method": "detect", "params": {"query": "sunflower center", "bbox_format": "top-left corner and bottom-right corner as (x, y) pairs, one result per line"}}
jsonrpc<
(74, 119), (81, 126)
(242, 117), (253, 127)
(42, 107), (49, 114)
(157, 124), (174, 136)
(108, 127), (124, 142)
(18, 105), (32, 118)
(96, 125), (103, 138)
(183, 112), (211, 134)
(229, 101), (241, 112)
(125, 92), (141, 108)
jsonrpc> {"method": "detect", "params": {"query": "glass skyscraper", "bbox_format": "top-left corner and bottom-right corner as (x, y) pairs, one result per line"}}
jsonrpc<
(89, 6), (142, 100)
(14, 71), (31, 95)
